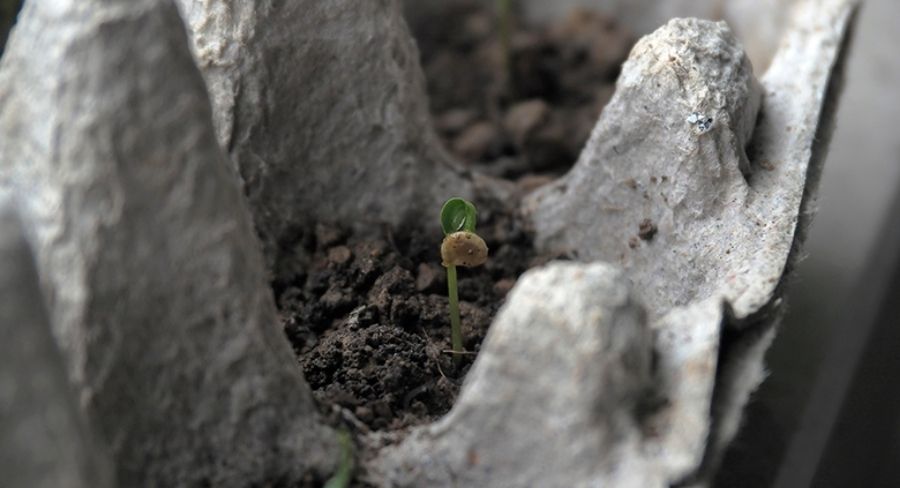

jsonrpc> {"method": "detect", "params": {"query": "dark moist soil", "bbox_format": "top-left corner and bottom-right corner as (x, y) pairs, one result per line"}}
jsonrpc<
(412, 1), (634, 181)
(274, 4), (634, 435)
(274, 203), (552, 432)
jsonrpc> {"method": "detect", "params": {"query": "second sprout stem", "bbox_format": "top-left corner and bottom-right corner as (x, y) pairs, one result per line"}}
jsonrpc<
(498, 0), (513, 84)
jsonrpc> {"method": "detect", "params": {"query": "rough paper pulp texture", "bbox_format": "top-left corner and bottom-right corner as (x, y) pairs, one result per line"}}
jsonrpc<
(524, 2), (855, 485)
(526, 18), (763, 317)
(0, 1), (337, 485)
(0, 200), (113, 488)
(177, 0), (474, 267)
(372, 2), (855, 485)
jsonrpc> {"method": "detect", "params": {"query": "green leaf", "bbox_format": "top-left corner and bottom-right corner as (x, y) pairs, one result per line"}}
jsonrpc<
(441, 197), (477, 235)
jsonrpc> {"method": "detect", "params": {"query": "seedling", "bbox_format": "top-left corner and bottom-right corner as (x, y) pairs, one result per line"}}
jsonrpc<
(440, 197), (489, 362)
(496, 0), (514, 86)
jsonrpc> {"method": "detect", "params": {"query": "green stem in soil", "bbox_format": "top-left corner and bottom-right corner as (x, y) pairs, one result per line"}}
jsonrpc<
(447, 264), (464, 360)
(497, 0), (513, 84)
(323, 430), (353, 488)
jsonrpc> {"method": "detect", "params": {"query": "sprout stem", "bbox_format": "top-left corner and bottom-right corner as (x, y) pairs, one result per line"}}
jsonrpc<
(323, 430), (353, 488)
(447, 264), (463, 361)
(498, 0), (513, 85)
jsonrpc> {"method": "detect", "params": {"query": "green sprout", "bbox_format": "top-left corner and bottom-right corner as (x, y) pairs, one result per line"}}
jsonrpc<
(323, 430), (353, 488)
(440, 198), (489, 362)
(496, 0), (514, 85)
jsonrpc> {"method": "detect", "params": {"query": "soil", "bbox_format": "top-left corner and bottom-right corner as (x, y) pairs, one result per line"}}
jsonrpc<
(274, 202), (552, 433)
(274, 3), (634, 436)
(411, 1), (634, 179)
